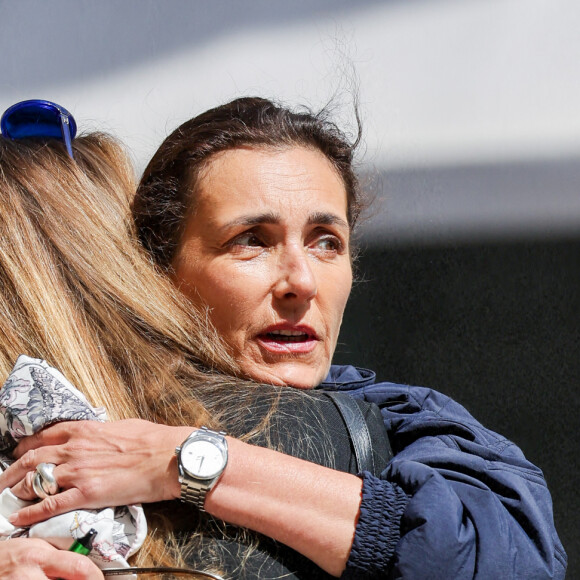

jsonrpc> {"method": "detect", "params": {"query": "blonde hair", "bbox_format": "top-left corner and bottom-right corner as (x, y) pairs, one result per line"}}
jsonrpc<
(0, 133), (243, 567)
(0, 133), (335, 575)
(0, 133), (241, 422)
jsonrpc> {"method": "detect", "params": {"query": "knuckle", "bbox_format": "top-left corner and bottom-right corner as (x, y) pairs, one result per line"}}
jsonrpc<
(66, 552), (102, 578)
(66, 553), (99, 576)
(18, 538), (54, 563)
(39, 488), (85, 517)
(80, 477), (101, 500)
(41, 494), (62, 513)
(19, 449), (38, 470)
(23, 470), (36, 491)
(63, 423), (98, 455)
(65, 439), (90, 456)
(61, 420), (83, 438)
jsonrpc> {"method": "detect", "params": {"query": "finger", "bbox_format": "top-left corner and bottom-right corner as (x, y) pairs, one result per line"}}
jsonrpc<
(9, 470), (39, 501)
(1, 538), (104, 580)
(41, 551), (104, 580)
(11, 462), (70, 502)
(9, 487), (88, 527)
(0, 447), (41, 491)
(5, 570), (52, 580)
(0, 446), (63, 491)
(14, 421), (76, 458)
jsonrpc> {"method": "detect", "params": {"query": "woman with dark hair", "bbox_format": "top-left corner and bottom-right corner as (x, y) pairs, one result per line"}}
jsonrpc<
(2, 98), (566, 578)
(0, 101), (388, 579)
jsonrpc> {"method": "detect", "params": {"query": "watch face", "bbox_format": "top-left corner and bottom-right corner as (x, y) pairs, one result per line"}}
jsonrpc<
(181, 437), (226, 479)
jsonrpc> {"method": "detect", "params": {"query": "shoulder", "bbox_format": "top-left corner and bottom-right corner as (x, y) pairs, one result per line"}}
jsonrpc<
(322, 364), (477, 420)
(321, 365), (525, 461)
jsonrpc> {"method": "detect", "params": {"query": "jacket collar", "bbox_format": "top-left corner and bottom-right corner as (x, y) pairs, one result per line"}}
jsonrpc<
(317, 364), (376, 391)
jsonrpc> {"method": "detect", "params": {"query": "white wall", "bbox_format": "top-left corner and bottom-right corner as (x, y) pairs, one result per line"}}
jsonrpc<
(2, 0), (580, 242)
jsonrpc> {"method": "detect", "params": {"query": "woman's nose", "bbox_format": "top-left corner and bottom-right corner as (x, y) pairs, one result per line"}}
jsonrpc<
(273, 247), (317, 303)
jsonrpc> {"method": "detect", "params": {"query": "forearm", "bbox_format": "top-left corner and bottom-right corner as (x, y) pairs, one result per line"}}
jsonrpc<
(204, 437), (363, 577)
(4, 421), (365, 576)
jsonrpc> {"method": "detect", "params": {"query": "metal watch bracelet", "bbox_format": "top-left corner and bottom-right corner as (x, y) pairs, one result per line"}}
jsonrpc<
(180, 479), (210, 511)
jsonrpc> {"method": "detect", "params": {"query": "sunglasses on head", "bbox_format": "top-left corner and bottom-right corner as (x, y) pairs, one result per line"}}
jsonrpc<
(1, 99), (77, 159)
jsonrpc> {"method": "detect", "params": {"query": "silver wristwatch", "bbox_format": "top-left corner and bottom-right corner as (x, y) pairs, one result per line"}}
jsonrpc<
(175, 427), (228, 510)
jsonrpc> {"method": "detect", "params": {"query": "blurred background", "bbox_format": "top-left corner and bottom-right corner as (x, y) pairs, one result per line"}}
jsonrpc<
(1, 0), (578, 575)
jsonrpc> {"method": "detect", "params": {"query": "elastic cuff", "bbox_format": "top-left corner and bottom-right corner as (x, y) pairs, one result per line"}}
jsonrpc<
(341, 472), (409, 579)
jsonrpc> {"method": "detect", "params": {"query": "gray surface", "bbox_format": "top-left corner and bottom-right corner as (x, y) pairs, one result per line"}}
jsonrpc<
(359, 157), (580, 245)
(0, 0), (385, 88)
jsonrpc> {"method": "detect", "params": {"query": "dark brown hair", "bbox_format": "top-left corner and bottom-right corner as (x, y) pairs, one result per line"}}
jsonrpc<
(134, 96), (363, 269)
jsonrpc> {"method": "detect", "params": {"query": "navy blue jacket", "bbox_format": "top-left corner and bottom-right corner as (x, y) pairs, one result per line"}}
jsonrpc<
(319, 365), (567, 579)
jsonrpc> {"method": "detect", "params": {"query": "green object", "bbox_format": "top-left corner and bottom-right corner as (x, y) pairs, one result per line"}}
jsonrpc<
(68, 528), (98, 555)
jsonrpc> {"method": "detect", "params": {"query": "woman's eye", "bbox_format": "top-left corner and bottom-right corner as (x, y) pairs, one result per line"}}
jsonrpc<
(230, 231), (265, 249)
(313, 236), (342, 253)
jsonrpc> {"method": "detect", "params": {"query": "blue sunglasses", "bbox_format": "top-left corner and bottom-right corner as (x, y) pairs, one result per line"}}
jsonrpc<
(1, 99), (77, 159)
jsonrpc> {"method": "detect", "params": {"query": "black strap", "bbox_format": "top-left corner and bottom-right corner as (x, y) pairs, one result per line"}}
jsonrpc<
(323, 391), (376, 475)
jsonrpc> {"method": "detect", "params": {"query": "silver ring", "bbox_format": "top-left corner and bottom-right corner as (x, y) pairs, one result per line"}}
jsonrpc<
(32, 471), (49, 499)
(33, 462), (59, 498)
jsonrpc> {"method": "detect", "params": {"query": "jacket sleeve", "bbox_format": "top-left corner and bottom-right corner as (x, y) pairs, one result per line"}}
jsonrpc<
(341, 383), (567, 579)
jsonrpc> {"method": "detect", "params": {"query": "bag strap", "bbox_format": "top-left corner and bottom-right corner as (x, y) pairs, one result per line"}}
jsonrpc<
(323, 391), (376, 475)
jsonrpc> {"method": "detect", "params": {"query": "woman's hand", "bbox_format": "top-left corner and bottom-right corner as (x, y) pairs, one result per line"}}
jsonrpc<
(0, 537), (104, 580)
(0, 419), (192, 527)
(0, 419), (363, 576)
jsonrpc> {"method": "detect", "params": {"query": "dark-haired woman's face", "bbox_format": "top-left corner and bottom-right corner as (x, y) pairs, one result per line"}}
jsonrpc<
(172, 146), (352, 389)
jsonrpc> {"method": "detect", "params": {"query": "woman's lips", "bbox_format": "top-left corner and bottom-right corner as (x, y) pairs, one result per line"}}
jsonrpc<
(256, 327), (318, 354)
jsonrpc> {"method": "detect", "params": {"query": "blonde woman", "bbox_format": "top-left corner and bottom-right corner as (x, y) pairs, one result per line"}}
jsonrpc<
(0, 101), (390, 579)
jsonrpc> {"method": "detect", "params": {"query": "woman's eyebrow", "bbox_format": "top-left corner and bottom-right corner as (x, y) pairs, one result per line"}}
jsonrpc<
(308, 212), (349, 229)
(220, 211), (348, 230)
(222, 212), (280, 228)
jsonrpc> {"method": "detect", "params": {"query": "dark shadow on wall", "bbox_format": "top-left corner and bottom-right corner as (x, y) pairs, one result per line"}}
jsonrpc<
(334, 238), (579, 576)
(0, 0), (390, 90)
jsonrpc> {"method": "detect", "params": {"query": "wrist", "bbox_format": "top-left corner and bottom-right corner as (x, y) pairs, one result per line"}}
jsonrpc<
(166, 426), (197, 500)
(203, 438), (363, 576)
(174, 427), (229, 509)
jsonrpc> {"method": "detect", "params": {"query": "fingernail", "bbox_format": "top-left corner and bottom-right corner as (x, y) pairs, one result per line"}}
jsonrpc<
(8, 513), (19, 524)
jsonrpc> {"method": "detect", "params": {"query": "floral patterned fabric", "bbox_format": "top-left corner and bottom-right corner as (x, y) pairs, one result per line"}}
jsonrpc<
(0, 355), (146, 570)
